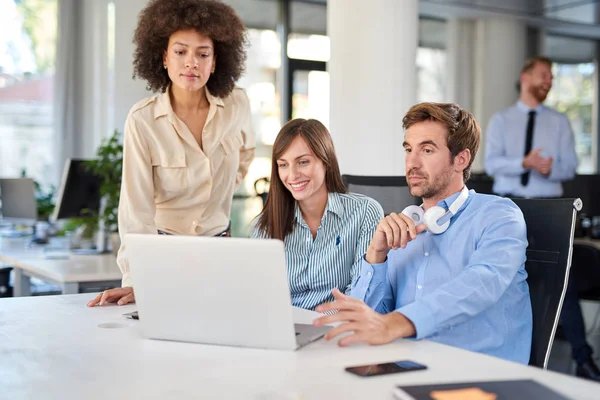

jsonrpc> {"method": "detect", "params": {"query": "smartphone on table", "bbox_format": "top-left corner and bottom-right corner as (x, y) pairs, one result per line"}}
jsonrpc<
(345, 360), (427, 377)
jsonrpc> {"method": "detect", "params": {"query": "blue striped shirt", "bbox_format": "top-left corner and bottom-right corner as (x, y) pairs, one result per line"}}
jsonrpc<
(252, 192), (384, 310)
(351, 189), (533, 364)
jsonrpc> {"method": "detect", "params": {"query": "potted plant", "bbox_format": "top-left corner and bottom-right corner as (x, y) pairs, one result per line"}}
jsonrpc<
(85, 130), (123, 254)
(34, 181), (55, 222)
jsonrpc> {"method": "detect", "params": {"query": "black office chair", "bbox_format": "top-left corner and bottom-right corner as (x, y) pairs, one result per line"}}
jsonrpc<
(253, 177), (270, 207)
(0, 266), (13, 297)
(511, 197), (582, 369)
(571, 243), (600, 302)
(342, 175), (419, 215)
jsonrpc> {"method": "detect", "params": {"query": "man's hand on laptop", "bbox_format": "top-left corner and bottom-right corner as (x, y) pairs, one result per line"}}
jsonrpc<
(312, 288), (415, 346)
(87, 287), (136, 307)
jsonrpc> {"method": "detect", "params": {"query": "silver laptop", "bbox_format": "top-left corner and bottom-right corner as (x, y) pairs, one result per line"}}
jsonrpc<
(125, 233), (331, 350)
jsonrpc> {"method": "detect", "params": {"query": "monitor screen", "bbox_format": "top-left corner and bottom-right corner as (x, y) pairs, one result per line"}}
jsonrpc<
(0, 178), (38, 224)
(53, 158), (103, 220)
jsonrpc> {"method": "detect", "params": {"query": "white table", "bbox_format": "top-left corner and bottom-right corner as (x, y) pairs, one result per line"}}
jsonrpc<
(0, 237), (122, 296)
(1, 294), (599, 399)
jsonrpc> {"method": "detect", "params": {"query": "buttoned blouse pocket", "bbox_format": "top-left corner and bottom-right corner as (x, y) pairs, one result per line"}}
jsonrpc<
(152, 153), (188, 200)
(211, 133), (243, 175)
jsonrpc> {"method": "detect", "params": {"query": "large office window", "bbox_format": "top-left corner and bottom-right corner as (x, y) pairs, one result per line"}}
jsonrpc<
(417, 18), (447, 103)
(231, 29), (282, 236)
(288, 33), (330, 127)
(416, 47), (446, 103)
(544, 34), (597, 174)
(0, 0), (57, 189)
(236, 29), (281, 196)
(546, 63), (595, 173)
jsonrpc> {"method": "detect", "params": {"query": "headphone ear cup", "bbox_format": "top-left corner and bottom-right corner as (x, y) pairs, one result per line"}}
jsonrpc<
(423, 206), (450, 234)
(401, 205), (425, 225)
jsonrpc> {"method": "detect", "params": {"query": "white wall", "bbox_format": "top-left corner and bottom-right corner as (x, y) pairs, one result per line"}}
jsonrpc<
(472, 18), (527, 171)
(79, 0), (110, 157)
(113, 0), (151, 135)
(328, 0), (418, 176)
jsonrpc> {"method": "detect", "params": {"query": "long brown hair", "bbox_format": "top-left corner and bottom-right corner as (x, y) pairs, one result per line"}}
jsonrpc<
(255, 119), (347, 240)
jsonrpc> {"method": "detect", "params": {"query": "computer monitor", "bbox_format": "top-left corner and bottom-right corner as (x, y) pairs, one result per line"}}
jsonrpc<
(0, 178), (38, 225)
(53, 158), (103, 221)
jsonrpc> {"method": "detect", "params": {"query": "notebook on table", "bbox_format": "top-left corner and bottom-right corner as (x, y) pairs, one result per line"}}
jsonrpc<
(393, 379), (570, 400)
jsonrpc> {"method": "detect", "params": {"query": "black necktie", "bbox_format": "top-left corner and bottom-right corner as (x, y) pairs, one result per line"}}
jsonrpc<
(521, 110), (536, 186)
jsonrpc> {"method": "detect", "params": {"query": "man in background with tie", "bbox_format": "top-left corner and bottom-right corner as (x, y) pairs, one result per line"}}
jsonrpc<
(485, 56), (600, 382)
(484, 56), (578, 198)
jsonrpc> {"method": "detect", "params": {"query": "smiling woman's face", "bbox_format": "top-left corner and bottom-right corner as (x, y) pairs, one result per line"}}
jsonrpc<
(163, 29), (216, 92)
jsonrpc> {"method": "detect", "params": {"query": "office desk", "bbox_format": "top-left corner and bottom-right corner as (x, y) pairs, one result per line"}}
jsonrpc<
(1, 294), (599, 399)
(0, 237), (121, 296)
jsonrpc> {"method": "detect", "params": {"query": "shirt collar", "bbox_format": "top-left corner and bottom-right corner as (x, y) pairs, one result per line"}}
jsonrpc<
(436, 186), (470, 211)
(516, 100), (543, 114)
(294, 192), (345, 223)
(153, 85), (224, 120)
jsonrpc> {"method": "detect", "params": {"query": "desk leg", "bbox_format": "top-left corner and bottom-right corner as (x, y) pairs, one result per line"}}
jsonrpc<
(13, 268), (31, 297)
(61, 282), (79, 295)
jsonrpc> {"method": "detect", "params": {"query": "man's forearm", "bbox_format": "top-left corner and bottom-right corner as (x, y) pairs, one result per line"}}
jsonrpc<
(366, 245), (388, 264)
(383, 311), (416, 339)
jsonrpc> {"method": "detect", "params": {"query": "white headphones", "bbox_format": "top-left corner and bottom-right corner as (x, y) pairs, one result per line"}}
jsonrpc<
(401, 186), (469, 234)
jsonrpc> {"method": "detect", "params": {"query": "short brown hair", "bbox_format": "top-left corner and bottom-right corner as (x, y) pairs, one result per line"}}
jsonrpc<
(133, 0), (248, 97)
(255, 119), (347, 240)
(521, 56), (552, 75)
(402, 103), (480, 181)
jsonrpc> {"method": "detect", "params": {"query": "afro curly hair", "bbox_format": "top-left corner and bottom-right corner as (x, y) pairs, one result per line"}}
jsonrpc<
(132, 0), (248, 98)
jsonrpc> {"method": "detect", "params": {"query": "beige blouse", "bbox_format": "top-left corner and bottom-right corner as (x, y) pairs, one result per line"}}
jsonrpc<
(117, 86), (255, 286)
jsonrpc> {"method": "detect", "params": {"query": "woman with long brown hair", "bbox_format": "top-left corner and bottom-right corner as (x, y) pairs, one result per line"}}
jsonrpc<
(252, 119), (383, 310)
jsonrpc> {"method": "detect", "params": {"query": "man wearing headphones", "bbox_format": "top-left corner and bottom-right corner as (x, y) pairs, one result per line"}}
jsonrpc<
(313, 103), (533, 364)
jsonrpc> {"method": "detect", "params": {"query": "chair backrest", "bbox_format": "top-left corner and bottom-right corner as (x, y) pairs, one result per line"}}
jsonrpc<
(563, 174), (600, 217)
(571, 242), (600, 299)
(511, 197), (581, 369)
(467, 173), (495, 195)
(342, 175), (419, 215)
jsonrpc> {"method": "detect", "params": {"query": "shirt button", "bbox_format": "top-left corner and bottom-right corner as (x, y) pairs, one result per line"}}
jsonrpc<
(424, 252), (429, 256)
(417, 285), (423, 289)
(367, 271), (372, 276)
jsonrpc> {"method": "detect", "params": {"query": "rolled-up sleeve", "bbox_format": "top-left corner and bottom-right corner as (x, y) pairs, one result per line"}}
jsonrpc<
(236, 89), (256, 186)
(351, 256), (395, 314)
(117, 112), (157, 287)
(345, 199), (384, 294)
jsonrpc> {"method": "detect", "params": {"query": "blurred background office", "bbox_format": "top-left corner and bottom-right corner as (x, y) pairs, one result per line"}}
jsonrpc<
(1, 0), (600, 376)
(1, 0), (598, 234)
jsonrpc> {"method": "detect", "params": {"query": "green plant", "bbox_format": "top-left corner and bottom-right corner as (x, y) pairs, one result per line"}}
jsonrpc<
(58, 215), (99, 238)
(34, 181), (55, 221)
(85, 130), (123, 233)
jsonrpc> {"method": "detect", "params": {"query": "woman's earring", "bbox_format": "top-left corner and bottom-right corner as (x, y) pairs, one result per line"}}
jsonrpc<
(163, 65), (167, 70)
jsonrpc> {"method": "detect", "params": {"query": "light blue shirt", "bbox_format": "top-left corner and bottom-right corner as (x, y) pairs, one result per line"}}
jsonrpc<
(252, 192), (383, 310)
(484, 101), (578, 197)
(351, 189), (533, 364)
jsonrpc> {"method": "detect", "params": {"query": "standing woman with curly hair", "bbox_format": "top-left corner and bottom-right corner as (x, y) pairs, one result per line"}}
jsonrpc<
(87, 0), (255, 307)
